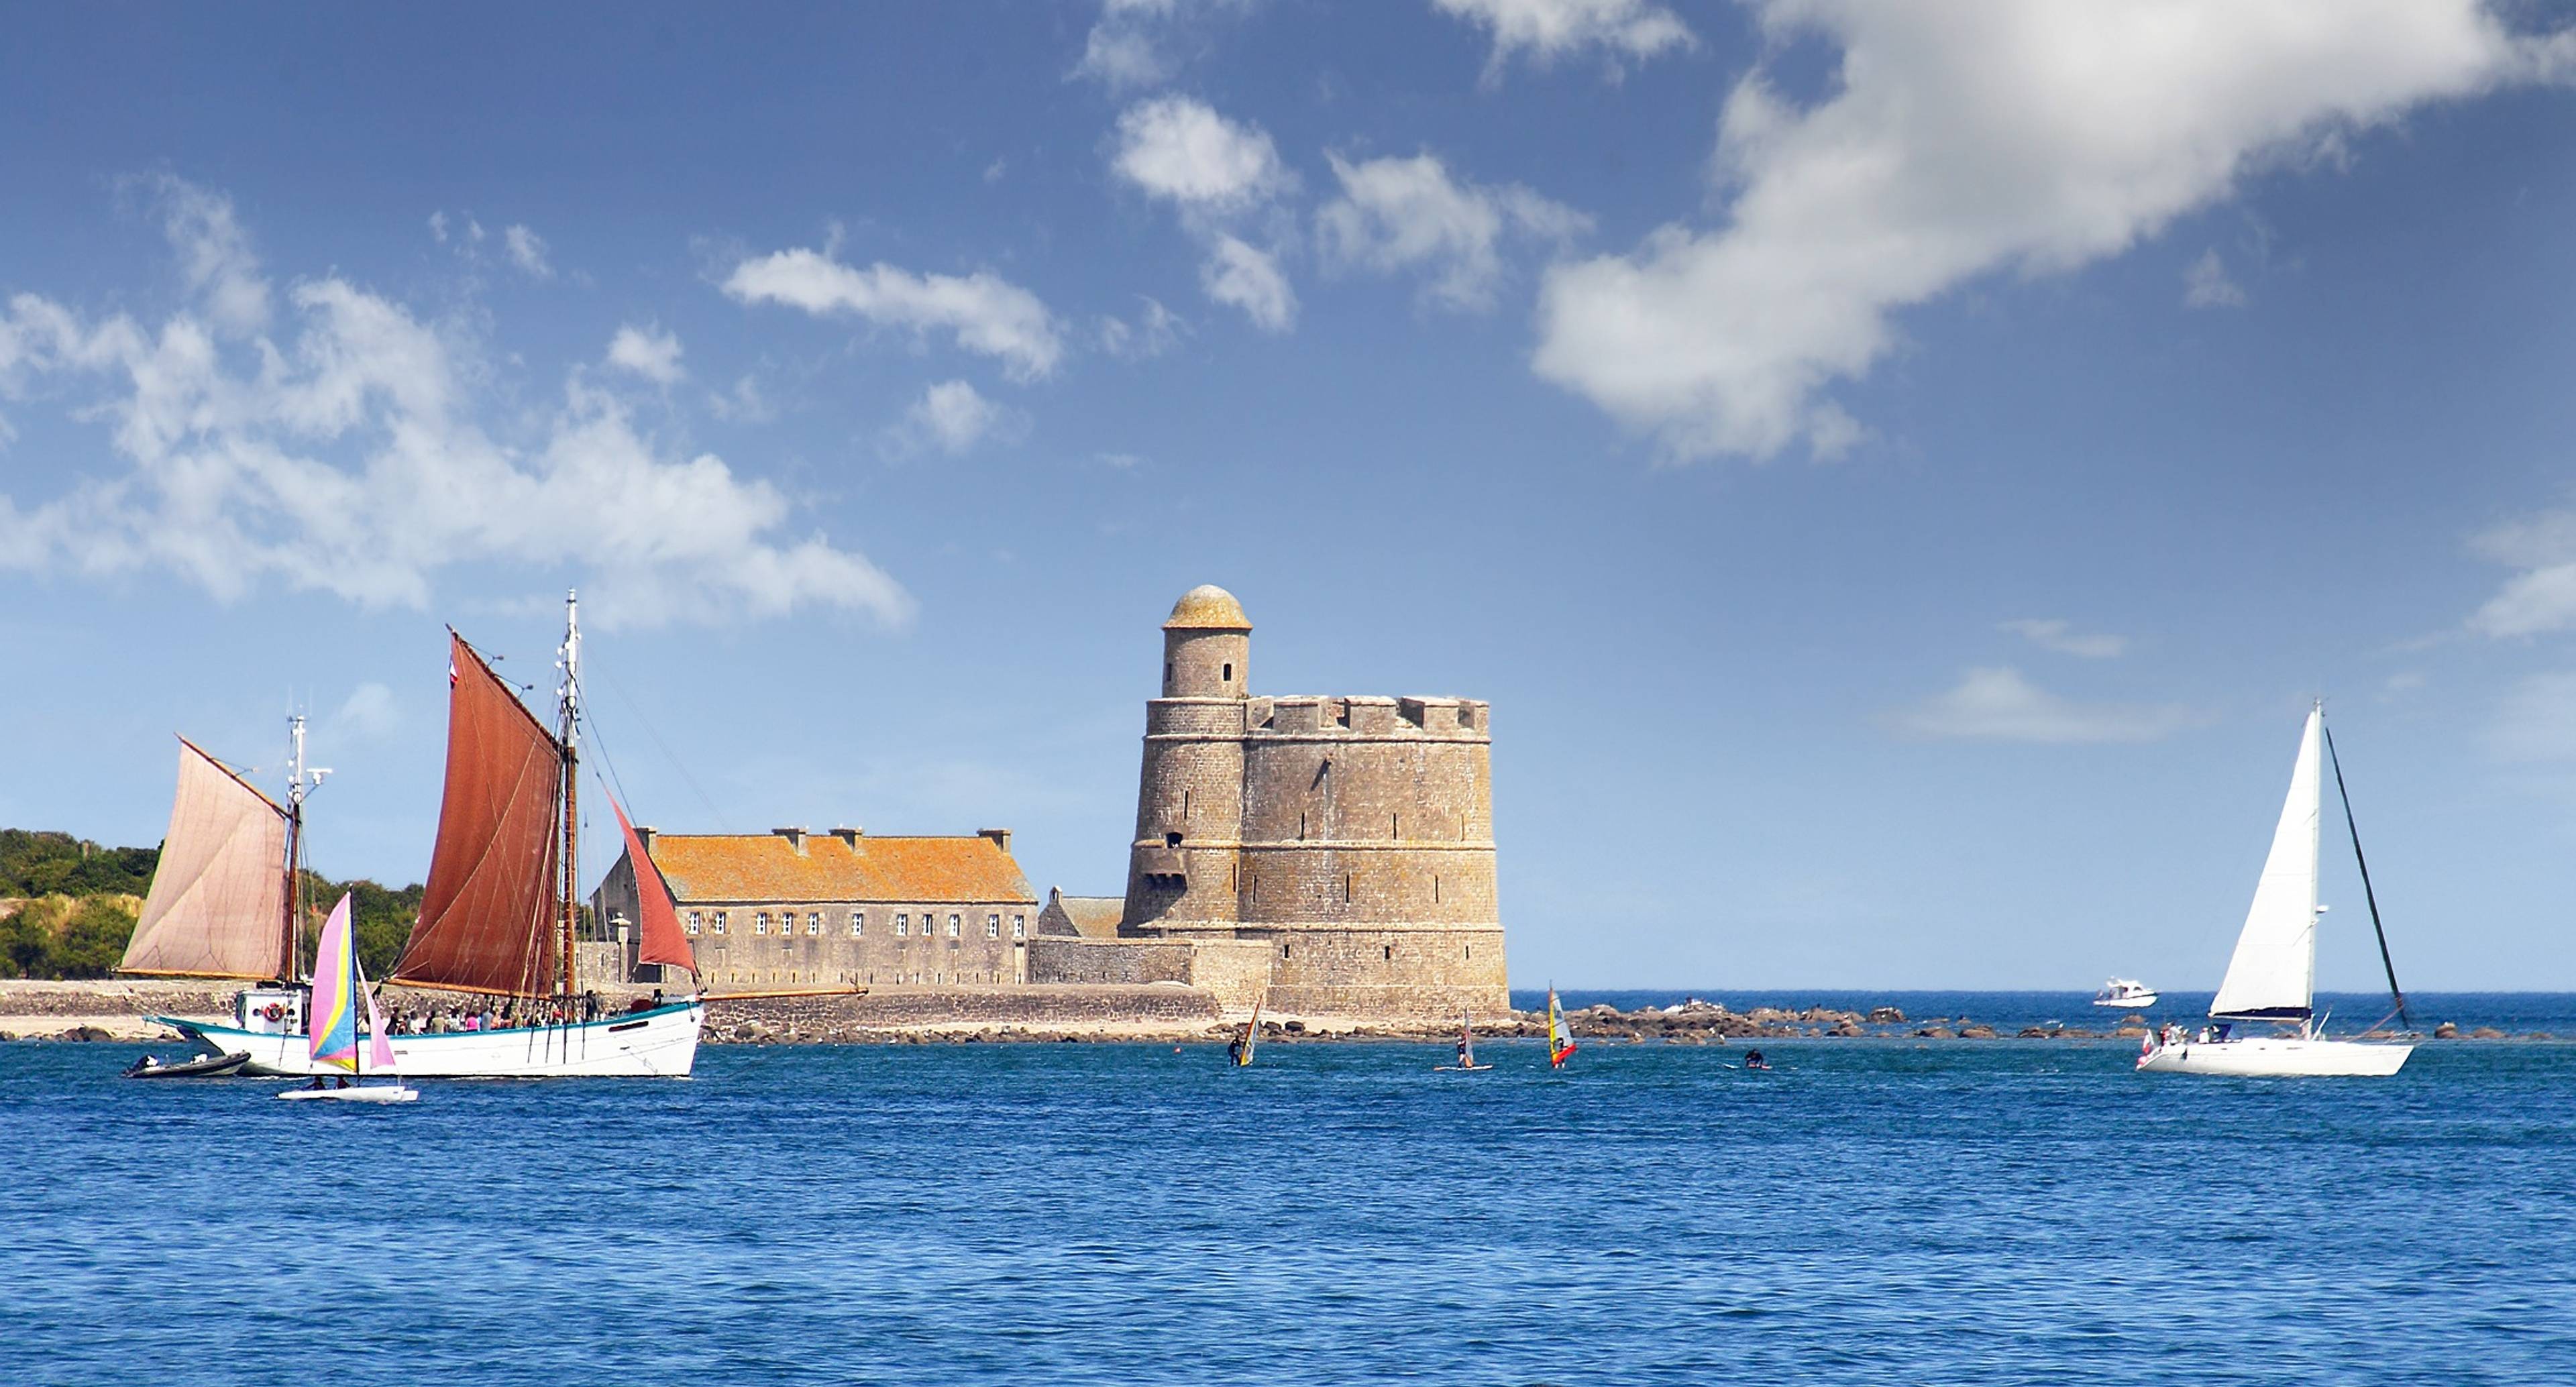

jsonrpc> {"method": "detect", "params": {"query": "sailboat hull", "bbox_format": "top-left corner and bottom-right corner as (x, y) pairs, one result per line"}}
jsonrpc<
(2137, 1036), (2412, 1077)
(156, 999), (704, 1078)
(277, 1085), (418, 1103)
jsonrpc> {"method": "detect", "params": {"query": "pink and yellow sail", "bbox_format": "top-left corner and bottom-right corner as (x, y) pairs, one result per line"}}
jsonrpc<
(307, 895), (361, 1071)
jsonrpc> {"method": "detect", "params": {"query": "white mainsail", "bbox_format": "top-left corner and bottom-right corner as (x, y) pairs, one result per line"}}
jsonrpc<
(2208, 706), (2322, 1021)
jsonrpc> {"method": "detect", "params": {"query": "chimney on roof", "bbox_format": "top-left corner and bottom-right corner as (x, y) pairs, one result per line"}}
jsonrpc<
(828, 826), (862, 847)
(978, 828), (1012, 855)
(634, 826), (655, 854)
(774, 826), (807, 854)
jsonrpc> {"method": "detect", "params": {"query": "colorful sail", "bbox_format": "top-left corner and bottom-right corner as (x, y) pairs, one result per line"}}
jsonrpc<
(1548, 988), (1577, 1068)
(610, 795), (696, 973)
(119, 738), (290, 980)
(395, 632), (564, 996)
(307, 894), (360, 1072)
(357, 946), (397, 1074)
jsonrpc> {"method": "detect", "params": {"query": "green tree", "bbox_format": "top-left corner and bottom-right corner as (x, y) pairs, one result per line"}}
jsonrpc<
(51, 897), (138, 978)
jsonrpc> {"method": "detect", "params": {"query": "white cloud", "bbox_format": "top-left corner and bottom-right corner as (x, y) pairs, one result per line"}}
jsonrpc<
(604, 324), (685, 384)
(1072, 0), (1247, 89)
(504, 223), (552, 279)
(1316, 152), (1589, 311)
(1111, 95), (1292, 213)
(723, 247), (1065, 382)
(1432, 0), (1695, 81)
(884, 379), (1024, 458)
(1888, 667), (2199, 744)
(707, 373), (775, 424)
(1200, 235), (1297, 333)
(2469, 508), (2576, 638)
(1108, 97), (1302, 332)
(146, 174), (271, 335)
(2489, 671), (2576, 761)
(2182, 247), (2246, 308)
(1532, 1), (2576, 463)
(1097, 295), (1185, 359)
(331, 681), (400, 740)
(2000, 617), (2128, 659)
(0, 179), (910, 630)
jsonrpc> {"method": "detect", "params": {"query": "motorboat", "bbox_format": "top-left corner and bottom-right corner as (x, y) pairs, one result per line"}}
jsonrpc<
(2092, 979), (2159, 1008)
(123, 1050), (250, 1079)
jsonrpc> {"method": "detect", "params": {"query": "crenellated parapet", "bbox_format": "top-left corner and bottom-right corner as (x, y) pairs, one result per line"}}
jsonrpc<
(1103, 585), (1509, 1020)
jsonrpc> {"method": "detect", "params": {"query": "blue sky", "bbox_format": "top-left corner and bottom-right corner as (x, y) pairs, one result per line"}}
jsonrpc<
(6, 1), (2576, 990)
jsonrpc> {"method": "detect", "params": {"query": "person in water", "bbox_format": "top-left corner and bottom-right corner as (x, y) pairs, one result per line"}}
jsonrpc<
(1454, 1038), (1472, 1066)
(1227, 1034), (1246, 1066)
(1743, 1050), (1768, 1070)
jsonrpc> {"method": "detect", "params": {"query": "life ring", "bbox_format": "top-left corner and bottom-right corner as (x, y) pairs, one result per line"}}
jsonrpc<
(262, 1003), (285, 1023)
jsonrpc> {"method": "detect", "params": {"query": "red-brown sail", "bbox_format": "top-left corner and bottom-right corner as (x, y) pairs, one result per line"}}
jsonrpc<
(608, 795), (696, 973)
(394, 632), (563, 995)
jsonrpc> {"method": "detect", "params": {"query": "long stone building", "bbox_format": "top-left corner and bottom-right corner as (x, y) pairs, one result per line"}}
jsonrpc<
(1030, 585), (1510, 1019)
(593, 827), (1038, 991)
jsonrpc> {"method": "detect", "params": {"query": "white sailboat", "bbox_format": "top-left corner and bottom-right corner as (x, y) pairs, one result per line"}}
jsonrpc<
(160, 594), (706, 1078)
(2139, 703), (2414, 1078)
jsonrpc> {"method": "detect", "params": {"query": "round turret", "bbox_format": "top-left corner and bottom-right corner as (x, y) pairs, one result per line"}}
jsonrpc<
(1162, 584), (1250, 698)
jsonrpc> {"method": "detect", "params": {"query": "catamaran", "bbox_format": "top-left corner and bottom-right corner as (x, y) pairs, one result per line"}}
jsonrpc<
(160, 594), (706, 1078)
(2138, 702), (2414, 1078)
(278, 894), (415, 1103)
(1546, 987), (1576, 1070)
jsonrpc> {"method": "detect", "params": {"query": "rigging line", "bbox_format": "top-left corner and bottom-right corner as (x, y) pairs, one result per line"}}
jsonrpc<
(587, 661), (731, 832)
(2323, 722), (2409, 1029)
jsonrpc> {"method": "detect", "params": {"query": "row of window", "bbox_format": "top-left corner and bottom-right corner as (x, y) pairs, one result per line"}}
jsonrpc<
(682, 909), (1027, 942)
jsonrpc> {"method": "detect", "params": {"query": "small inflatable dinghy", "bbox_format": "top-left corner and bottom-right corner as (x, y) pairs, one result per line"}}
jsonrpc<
(123, 1051), (252, 1079)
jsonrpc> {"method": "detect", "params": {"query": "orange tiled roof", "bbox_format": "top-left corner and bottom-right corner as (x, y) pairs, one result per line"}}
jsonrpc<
(649, 833), (1035, 905)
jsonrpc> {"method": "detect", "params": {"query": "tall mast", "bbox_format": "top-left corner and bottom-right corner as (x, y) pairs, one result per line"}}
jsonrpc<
(282, 714), (331, 983)
(558, 590), (582, 999)
(284, 714), (307, 981)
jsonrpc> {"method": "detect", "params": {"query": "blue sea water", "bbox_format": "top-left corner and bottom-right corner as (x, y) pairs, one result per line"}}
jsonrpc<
(7, 1007), (2575, 1385)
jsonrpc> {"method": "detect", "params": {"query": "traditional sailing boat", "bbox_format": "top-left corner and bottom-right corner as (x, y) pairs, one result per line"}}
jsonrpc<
(1434, 1009), (1491, 1071)
(1546, 987), (1577, 1070)
(278, 894), (415, 1103)
(126, 718), (329, 1044)
(2138, 703), (2414, 1077)
(166, 594), (704, 1077)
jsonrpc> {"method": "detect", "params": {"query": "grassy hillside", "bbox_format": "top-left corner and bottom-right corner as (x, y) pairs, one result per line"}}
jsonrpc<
(0, 829), (423, 980)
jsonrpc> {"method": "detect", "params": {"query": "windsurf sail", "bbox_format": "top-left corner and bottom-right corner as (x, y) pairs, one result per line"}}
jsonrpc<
(1548, 987), (1576, 1068)
(307, 894), (360, 1072)
(1234, 994), (1262, 1067)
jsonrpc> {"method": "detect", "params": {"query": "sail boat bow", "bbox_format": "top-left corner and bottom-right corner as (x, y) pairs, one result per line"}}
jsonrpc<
(2139, 704), (2414, 1078)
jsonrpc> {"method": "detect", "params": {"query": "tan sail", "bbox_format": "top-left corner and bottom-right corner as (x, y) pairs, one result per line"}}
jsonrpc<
(393, 632), (564, 995)
(119, 738), (290, 980)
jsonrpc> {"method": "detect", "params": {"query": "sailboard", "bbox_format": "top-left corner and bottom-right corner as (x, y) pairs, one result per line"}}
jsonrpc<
(1434, 1008), (1491, 1071)
(1547, 987), (1577, 1070)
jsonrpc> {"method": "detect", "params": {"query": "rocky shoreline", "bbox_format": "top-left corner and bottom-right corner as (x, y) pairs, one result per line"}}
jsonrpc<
(0, 980), (2553, 1046)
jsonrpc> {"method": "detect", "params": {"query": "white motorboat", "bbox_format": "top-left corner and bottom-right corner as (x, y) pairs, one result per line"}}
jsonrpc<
(2138, 704), (2414, 1078)
(2092, 978), (2159, 1008)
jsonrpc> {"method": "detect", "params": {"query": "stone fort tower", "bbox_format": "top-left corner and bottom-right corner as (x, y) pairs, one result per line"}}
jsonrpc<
(1120, 585), (1509, 1018)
